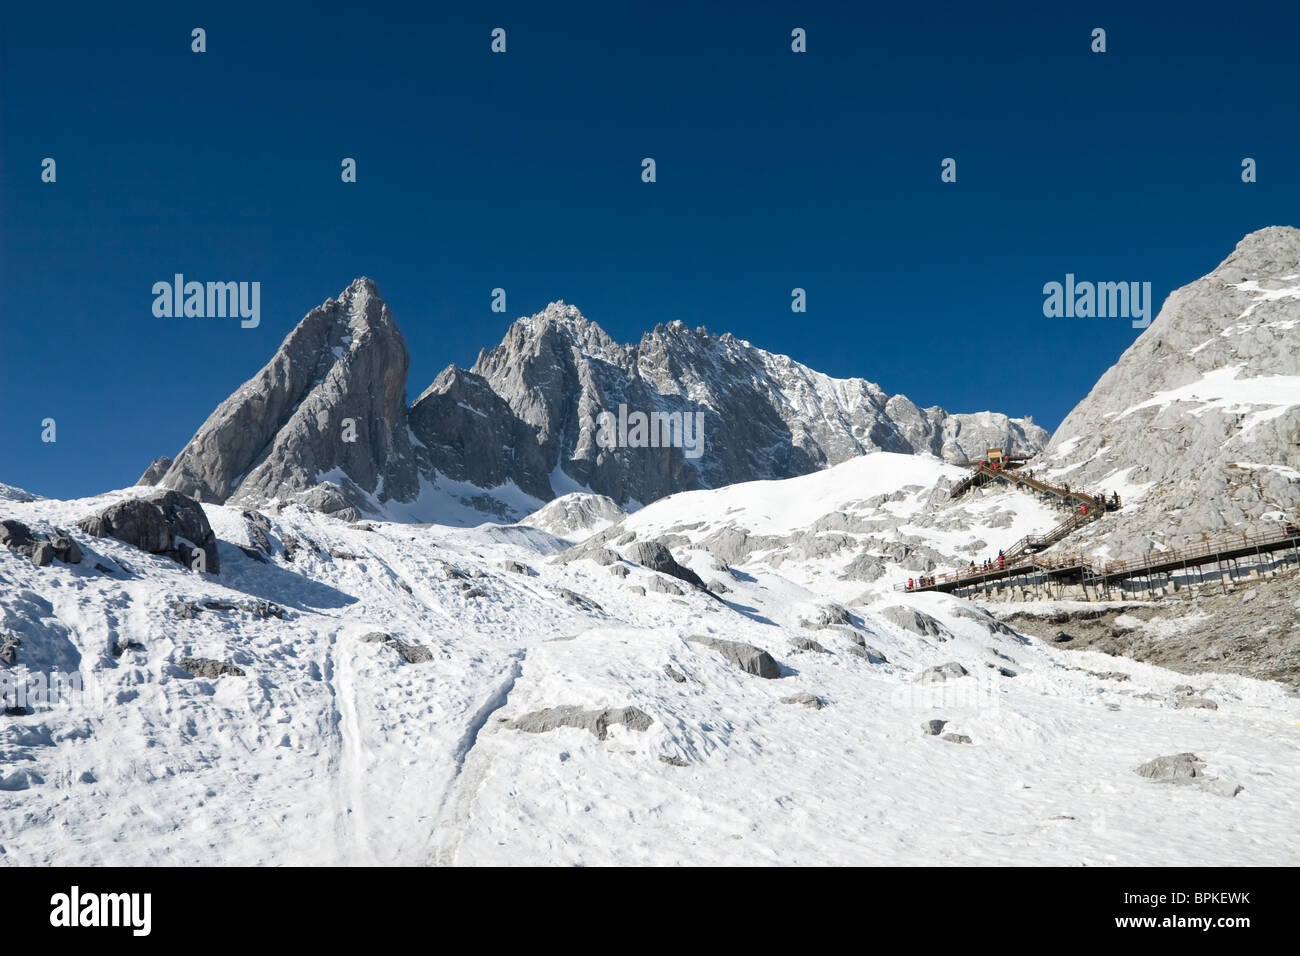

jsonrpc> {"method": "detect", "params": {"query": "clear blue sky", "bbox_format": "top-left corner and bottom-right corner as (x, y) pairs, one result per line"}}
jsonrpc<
(2, 1), (1296, 498)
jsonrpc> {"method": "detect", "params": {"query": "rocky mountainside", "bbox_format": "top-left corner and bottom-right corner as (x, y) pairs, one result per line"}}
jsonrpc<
(144, 287), (1047, 521)
(447, 303), (1047, 505)
(156, 279), (419, 517)
(1040, 226), (1300, 558)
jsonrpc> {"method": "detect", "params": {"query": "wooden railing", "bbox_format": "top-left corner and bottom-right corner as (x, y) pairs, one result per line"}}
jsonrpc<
(895, 523), (1300, 592)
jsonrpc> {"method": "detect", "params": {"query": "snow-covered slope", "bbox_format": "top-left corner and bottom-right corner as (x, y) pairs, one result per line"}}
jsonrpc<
(3, 472), (1296, 866)
(577, 452), (1067, 603)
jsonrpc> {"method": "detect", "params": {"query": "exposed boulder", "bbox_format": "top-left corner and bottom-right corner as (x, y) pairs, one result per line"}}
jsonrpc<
(0, 520), (82, 567)
(688, 635), (781, 678)
(799, 603), (854, 629)
(847, 644), (889, 664)
(788, 636), (827, 653)
(358, 632), (433, 663)
(176, 657), (244, 679)
(0, 633), (20, 666)
(916, 661), (969, 683)
(879, 605), (950, 640)
(1136, 752), (1206, 781)
(781, 692), (825, 709)
(1134, 752), (1242, 797)
(553, 587), (601, 612)
(242, 511), (273, 553)
(509, 705), (653, 741)
(77, 491), (219, 573)
(626, 541), (707, 591)
(921, 719), (949, 736)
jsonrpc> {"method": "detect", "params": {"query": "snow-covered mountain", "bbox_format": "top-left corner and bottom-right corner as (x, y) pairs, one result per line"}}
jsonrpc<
(5, 227), (1300, 866)
(1039, 226), (1300, 559)
(3, 458), (1295, 865)
(144, 283), (1047, 522)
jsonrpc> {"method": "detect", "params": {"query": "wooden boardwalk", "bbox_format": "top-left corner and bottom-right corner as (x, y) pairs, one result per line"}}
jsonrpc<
(898, 524), (1300, 596)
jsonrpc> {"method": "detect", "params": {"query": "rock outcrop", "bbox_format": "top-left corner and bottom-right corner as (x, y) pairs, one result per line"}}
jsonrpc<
(688, 635), (781, 678)
(1043, 226), (1300, 556)
(141, 284), (1046, 523)
(157, 278), (418, 519)
(137, 456), (173, 486)
(509, 705), (653, 740)
(77, 490), (219, 573)
(0, 520), (82, 567)
(625, 541), (708, 591)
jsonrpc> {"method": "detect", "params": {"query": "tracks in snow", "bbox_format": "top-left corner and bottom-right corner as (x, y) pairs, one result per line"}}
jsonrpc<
(427, 649), (526, 866)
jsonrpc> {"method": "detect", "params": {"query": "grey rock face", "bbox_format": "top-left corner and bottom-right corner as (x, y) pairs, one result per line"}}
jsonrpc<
(781, 691), (825, 709)
(0, 633), (20, 666)
(158, 278), (418, 516)
(0, 521), (82, 567)
(1134, 752), (1242, 797)
(452, 302), (1046, 508)
(648, 575), (684, 596)
(879, 605), (950, 640)
(137, 456), (173, 486)
(847, 644), (889, 664)
(921, 719), (949, 736)
(1136, 752), (1206, 780)
(142, 285), (1046, 522)
(509, 705), (653, 740)
(176, 657), (245, 679)
(789, 636), (827, 653)
(916, 661), (969, 683)
(408, 365), (552, 501)
(358, 631), (431, 662)
(688, 635), (781, 678)
(626, 541), (707, 591)
(941, 733), (973, 744)
(77, 490), (219, 573)
(1044, 226), (1300, 557)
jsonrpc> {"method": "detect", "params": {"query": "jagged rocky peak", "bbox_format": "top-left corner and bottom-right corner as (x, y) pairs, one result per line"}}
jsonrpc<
(443, 300), (1048, 505)
(1044, 225), (1300, 555)
(157, 277), (418, 518)
(148, 288), (1050, 524)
